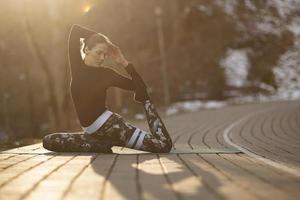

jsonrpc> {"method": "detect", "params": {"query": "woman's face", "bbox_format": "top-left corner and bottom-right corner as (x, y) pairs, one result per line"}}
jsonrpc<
(85, 43), (109, 67)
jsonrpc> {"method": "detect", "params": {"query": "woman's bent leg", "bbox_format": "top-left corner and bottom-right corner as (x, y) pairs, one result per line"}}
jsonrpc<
(143, 99), (172, 151)
(92, 112), (172, 153)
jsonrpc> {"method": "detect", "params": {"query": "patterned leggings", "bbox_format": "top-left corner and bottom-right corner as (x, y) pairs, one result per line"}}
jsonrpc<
(43, 99), (173, 153)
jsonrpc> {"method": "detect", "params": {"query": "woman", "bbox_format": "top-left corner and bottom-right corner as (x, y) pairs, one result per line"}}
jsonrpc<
(42, 24), (173, 153)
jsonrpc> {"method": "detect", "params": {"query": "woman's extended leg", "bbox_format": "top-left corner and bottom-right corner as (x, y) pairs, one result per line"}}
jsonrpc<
(42, 132), (113, 153)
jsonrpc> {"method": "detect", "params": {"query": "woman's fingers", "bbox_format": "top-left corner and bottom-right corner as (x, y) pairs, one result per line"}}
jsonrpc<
(106, 42), (127, 65)
(110, 44), (121, 56)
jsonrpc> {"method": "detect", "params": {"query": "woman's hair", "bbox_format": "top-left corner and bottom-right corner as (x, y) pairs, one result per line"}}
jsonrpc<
(83, 33), (111, 52)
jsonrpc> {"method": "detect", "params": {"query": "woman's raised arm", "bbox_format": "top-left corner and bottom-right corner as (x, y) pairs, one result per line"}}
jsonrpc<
(68, 24), (97, 66)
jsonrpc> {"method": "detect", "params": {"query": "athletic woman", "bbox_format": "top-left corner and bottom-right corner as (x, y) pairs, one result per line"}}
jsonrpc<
(42, 24), (173, 153)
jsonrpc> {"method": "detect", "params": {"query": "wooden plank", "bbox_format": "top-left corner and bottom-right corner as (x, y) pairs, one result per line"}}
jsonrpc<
(262, 111), (300, 159)
(0, 154), (36, 170)
(238, 154), (298, 178)
(266, 110), (300, 154)
(0, 155), (54, 187)
(201, 154), (298, 200)
(190, 113), (219, 149)
(250, 113), (296, 157)
(202, 112), (232, 149)
(138, 154), (178, 200)
(231, 111), (300, 166)
(245, 111), (300, 165)
(63, 154), (117, 200)
(1, 145), (53, 155)
(278, 110), (300, 149)
(178, 154), (257, 200)
(0, 154), (17, 160)
(1, 143), (42, 153)
(288, 109), (300, 138)
(158, 154), (218, 200)
(23, 154), (96, 200)
(222, 154), (300, 196)
(103, 155), (139, 200)
(0, 153), (77, 200)
(173, 113), (209, 149)
(282, 109), (300, 142)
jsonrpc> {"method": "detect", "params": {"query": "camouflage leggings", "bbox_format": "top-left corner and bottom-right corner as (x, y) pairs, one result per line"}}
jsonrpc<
(43, 99), (173, 153)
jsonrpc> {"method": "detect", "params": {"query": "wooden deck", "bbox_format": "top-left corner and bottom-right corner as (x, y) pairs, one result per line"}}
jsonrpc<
(1, 100), (300, 200)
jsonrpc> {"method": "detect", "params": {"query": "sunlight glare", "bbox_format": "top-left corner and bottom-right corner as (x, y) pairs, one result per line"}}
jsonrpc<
(172, 177), (202, 194)
(132, 157), (183, 175)
(83, 4), (92, 13)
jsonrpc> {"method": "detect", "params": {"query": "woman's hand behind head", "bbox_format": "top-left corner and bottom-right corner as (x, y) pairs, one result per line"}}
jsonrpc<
(107, 43), (128, 67)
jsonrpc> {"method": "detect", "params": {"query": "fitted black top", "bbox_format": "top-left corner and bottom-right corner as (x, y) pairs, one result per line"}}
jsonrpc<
(68, 24), (136, 127)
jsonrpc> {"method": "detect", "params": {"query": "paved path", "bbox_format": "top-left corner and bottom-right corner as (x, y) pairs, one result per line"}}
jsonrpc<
(0, 100), (299, 200)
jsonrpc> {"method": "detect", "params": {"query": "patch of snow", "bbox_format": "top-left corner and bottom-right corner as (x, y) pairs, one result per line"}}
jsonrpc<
(215, 0), (300, 35)
(229, 94), (279, 104)
(266, 0), (300, 18)
(255, 16), (282, 35)
(166, 100), (227, 116)
(214, 0), (238, 16)
(220, 49), (250, 87)
(288, 17), (300, 36)
(134, 113), (145, 120)
(273, 37), (300, 100)
(257, 82), (276, 93)
(204, 101), (227, 109)
(245, 0), (256, 11)
(197, 5), (213, 16)
(166, 106), (180, 116)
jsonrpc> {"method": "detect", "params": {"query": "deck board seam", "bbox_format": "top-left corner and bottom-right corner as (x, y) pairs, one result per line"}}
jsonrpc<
(0, 154), (57, 188)
(136, 155), (142, 200)
(0, 155), (37, 171)
(61, 153), (99, 199)
(100, 154), (119, 200)
(197, 154), (265, 200)
(218, 154), (298, 197)
(176, 154), (225, 200)
(19, 154), (78, 200)
(157, 154), (182, 200)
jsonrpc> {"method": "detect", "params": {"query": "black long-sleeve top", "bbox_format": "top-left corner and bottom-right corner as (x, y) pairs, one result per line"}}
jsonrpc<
(68, 24), (136, 127)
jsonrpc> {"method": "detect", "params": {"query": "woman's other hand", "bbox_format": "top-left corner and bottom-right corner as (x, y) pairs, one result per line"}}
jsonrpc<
(107, 43), (129, 67)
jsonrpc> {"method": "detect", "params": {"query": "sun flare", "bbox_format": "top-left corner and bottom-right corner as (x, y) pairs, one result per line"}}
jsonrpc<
(83, 4), (92, 13)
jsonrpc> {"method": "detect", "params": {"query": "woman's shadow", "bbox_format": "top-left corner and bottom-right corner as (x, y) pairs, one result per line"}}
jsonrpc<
(90, 149), (223, 200)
